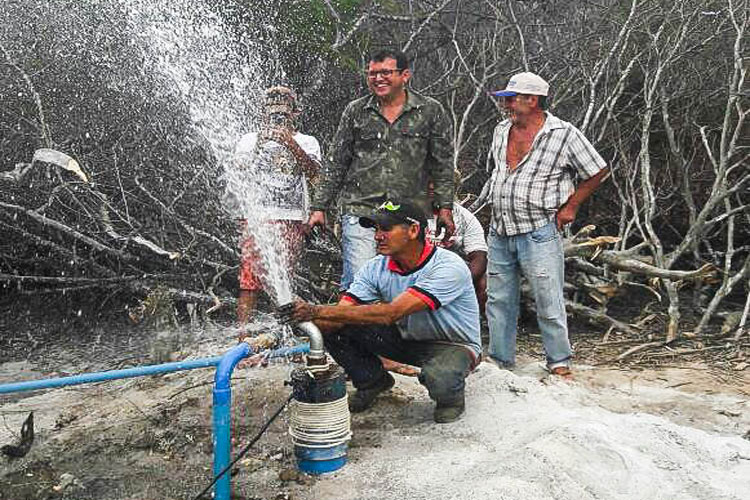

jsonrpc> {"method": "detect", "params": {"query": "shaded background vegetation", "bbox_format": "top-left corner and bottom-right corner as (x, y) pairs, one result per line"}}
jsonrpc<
(0, 0), (747, 344)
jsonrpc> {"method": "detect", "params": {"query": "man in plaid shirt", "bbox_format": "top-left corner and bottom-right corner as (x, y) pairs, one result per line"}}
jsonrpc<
(484, 72), (609, 377)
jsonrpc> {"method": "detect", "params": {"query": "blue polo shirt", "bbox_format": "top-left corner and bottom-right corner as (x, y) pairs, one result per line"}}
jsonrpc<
(342, 243), (481, 357)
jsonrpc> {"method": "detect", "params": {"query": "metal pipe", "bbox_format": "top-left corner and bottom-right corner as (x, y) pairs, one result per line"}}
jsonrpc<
(296, 321), (325, 362)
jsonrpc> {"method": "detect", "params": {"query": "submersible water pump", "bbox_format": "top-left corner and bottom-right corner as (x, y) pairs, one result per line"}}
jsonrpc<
(288, 321), (351, 474)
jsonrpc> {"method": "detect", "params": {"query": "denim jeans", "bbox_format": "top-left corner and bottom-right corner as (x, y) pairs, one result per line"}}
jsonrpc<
(486, 220), (571, 367)
(340, 214), (376, 290)
(324, 324), (474, 405)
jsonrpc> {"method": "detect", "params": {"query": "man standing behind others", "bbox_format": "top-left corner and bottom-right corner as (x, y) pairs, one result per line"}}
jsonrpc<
(307, 50), (455, 290)
(485, 72), (608, 376)
(425, 197), (488, 316)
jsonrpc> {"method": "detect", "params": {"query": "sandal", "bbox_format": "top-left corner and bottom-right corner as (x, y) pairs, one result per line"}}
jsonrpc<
(549, 366), (573, 379)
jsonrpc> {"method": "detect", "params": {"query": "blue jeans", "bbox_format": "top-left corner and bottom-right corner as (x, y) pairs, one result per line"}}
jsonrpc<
(340, 214), (376, 290)
(486, 221), (571, 367)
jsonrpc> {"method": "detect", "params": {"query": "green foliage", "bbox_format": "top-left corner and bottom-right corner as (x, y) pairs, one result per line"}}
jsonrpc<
(278, 0), (364, 57)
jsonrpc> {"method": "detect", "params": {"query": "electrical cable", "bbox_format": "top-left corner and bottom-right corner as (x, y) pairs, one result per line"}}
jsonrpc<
(193, 393), (293, 500)
(288, 396), (351, 448)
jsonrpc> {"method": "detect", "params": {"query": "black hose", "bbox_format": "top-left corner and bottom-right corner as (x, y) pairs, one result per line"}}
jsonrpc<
(193, 393), (294, 500)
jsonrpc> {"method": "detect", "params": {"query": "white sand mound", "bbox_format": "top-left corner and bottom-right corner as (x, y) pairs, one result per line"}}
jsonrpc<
(313, 362), (750, 500)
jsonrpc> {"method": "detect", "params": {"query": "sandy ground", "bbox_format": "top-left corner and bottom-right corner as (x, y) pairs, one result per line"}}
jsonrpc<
(1, 330), (749, 500)
(319, 360), (749, 500)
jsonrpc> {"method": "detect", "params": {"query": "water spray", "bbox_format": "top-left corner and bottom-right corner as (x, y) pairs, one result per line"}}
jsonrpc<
(284, 310), (352, 474)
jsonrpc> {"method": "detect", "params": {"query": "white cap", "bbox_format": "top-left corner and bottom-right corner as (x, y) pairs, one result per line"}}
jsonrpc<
(491, 72), (549, 97)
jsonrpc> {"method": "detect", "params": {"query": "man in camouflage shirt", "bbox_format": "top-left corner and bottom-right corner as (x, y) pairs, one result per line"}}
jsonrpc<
(307, 49), (455, 290)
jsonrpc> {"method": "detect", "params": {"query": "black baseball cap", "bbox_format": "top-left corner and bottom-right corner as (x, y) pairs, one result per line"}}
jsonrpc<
(359, 200), (428, 229)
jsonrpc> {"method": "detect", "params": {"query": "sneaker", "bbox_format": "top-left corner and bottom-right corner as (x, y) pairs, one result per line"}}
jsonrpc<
(434, 401), (465, 424)
(349, 372), (395, 413)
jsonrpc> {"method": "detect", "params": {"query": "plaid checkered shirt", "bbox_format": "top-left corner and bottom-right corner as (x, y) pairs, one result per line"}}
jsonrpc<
(487, 112), (606, 236)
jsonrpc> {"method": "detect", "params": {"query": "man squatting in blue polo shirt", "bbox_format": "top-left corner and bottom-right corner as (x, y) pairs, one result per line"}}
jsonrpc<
(282, 201), (481, 424)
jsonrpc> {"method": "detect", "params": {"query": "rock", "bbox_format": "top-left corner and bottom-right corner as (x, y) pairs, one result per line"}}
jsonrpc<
(718, 408), (742, 418)
(52, 472), (83, 492)
(508, 383), (528, 395)
(54, 412), (78, 430)
(278, 467), (299, 482)
(239, 457), (264, 472)
(295, 472), (313, 486)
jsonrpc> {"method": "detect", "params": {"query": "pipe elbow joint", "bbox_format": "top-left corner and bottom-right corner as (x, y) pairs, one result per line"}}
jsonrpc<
(296, 321), (326, 362)
(214, 343), (251, 392)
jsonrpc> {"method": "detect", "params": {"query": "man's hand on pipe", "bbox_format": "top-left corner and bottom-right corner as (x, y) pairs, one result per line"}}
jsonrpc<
(277, 300), (317, 323)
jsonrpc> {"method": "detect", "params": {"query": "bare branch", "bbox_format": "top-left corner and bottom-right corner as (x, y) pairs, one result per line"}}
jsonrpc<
(0, 42), (51, 147)
(402, 0), (454, 53)
(0, 200), (133, 260)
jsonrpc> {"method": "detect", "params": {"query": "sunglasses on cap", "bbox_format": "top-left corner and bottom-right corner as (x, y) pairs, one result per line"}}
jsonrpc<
(377, 201), (420, 226)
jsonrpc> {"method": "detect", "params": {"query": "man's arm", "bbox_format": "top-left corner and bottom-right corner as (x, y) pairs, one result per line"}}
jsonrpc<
(465, 250), (487, 284)
(290, 291), (428, 328)
(296, 297), (355, 334)
(267, 129), (321, 181)
(455, 204), (488, 278)
(556, 167), (609, 229)
(428, 103), (456, 241)
(428, 103), (455, 209)
(466, 250), (487, 316)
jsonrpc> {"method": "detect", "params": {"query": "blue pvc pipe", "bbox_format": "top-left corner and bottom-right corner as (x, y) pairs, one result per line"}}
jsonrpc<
(0, 341), (312, 500)
(0, 356), (223, 394)
(0, 343), (311, 396)
(211, 341), (309, 500)
(212, 343), (250, 500)
(265, 343), (310, 360)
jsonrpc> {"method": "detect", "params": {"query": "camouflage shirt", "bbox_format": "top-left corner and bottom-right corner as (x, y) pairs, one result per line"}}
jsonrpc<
(312, 90), (454, 216)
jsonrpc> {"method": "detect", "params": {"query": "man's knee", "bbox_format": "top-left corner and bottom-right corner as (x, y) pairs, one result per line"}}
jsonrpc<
(323, 325), (384, 353)
(322, 327), (353, 352)
(418, 351), (472, 402)
(529, 270), (565, 320)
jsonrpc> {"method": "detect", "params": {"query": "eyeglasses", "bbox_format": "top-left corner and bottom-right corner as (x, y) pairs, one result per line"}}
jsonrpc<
(365, 69), (405, 79)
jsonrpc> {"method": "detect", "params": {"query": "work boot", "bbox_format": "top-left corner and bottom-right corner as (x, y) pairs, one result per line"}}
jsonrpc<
(433, 395), (465, 424)
(349, 372), (395, 413)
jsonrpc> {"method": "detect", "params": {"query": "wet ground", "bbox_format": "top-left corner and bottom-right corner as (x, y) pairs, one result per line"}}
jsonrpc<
(1, 301), (748, 500)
